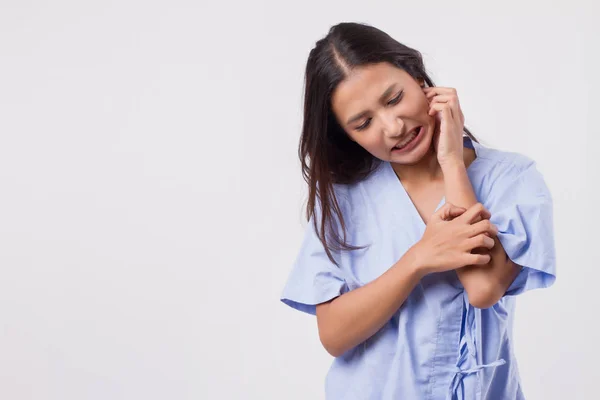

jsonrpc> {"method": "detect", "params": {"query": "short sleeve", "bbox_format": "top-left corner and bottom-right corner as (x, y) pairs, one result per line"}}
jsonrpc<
(280, 201), (350, 316)
(484, 158), (557, 296)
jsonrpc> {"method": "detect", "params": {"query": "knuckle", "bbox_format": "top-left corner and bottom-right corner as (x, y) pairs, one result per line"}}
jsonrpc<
(478, 235), (487, 246)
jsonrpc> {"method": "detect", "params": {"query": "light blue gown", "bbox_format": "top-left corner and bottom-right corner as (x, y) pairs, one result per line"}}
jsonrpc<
(281, 137), (556, 399)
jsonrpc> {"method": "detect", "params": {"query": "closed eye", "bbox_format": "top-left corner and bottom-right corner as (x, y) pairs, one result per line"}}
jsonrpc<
(356, 118), (371, 131)
(355, 91), (404, 131)
(387, 90), (404, 106)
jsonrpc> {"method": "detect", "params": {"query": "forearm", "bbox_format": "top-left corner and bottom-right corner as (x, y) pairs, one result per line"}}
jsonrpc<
(442, 160), (478, 210)
(442, 161), (519, 308)
(316, 248), (424, 357)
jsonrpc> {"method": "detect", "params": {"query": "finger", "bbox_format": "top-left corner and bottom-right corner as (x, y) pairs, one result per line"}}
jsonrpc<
(433, 203), (466, 222)
(479, 207), (491, 220)
(465, 234), (495, 252)
(428, 103), (455, 121)
(425, 89), (462, 121)
(425, 93), (457, 103)
(425, 90), (458, 110)
(442, 204), (466, 221)
(423, 87), (457, 96)
(436, 104), (454, 136)
(427, 94), (460, 113)
(432, 202), (466, 222)
(471, 246), (491, 256)
(457, 203), (490, 224)
(467, 219), (498, 238)
(430, 99), (464, 131)
(465, 252), (492, 266)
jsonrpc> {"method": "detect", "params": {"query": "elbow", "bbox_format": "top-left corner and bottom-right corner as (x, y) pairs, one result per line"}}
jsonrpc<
(323, 344), (344, 358)
(468, 295), (498, 310)
(466, 282), (504, 309)
(319, 330), (346, 358)
(316, 303), (349, 357)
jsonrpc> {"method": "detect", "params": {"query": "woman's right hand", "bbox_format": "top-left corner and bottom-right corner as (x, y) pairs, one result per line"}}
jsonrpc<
(412, 202), (498, 275)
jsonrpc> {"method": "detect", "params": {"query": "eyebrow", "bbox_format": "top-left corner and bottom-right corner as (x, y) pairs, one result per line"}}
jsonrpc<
(345, 83), (398, 126)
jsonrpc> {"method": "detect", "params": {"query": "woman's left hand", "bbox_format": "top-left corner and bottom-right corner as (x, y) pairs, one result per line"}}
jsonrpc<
(423, 86), (465, 168)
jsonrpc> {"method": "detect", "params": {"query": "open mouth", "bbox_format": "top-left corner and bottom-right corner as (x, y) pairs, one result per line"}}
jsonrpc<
(392, 126), (423, 152)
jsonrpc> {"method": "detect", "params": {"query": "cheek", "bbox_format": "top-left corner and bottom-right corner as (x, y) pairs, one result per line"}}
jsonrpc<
(406, 93), (430, 115)
(357, 136), (377, 149)
(351, 133), (386, 153)
(416, 97), (431, 115)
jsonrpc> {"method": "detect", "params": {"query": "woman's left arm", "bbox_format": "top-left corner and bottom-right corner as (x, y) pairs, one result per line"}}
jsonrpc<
(442, 163), (521, 309)
(425, 86), (520, 308)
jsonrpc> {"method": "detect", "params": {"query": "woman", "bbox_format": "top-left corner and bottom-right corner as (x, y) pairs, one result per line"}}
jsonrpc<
(280, 22), (556, 399)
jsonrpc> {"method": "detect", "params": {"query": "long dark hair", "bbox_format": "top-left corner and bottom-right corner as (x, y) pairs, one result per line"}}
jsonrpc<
(300, 22), (477, 266)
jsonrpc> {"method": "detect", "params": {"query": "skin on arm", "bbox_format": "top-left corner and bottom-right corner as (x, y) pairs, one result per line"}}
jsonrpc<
(316, 203), (497, 357)
(442, 163), (521, 309)
(316, 249), (423, 357)
(426, 86), (521, 309)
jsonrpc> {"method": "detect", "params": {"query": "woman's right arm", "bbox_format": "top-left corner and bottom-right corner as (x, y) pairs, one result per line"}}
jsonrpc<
(315, 247), (423, 357)
(315, 202), (497, 357)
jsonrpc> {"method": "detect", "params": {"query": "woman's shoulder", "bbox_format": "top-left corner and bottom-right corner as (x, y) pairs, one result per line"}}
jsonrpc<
(469, 138), (551, 199)
(470, 138), (539, 183)
(471, 138), (534, 170)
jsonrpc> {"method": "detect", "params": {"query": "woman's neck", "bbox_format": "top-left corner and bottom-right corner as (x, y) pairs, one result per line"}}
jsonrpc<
(393, 144), (444, 185)
(392, 141), (477, 185)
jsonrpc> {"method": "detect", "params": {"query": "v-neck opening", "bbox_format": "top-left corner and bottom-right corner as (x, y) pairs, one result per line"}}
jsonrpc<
(384, 136), (483, 229)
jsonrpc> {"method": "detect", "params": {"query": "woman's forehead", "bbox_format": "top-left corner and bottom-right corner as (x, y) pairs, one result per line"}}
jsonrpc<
(331, 64), (413, 117)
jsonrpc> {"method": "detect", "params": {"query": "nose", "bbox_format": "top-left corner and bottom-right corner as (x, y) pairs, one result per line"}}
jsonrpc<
(381, 113), (405, 138)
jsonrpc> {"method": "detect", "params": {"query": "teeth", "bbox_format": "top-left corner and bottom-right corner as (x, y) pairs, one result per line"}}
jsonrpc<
(394, 129), (418, 149)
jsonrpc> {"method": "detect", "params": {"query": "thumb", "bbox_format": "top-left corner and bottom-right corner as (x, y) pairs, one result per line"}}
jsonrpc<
(432, 202), (466, 222)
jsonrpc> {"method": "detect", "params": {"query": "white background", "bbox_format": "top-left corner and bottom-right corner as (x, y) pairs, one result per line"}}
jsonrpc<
(1, 1), (598, 399)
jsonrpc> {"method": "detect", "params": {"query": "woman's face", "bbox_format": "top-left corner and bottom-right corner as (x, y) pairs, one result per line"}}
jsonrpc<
(331, 62), (436, 165)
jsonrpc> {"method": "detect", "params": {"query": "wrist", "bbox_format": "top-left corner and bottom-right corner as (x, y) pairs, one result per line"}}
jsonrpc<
(439, 157), (466, 172)
(403, 242), (430, 279)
